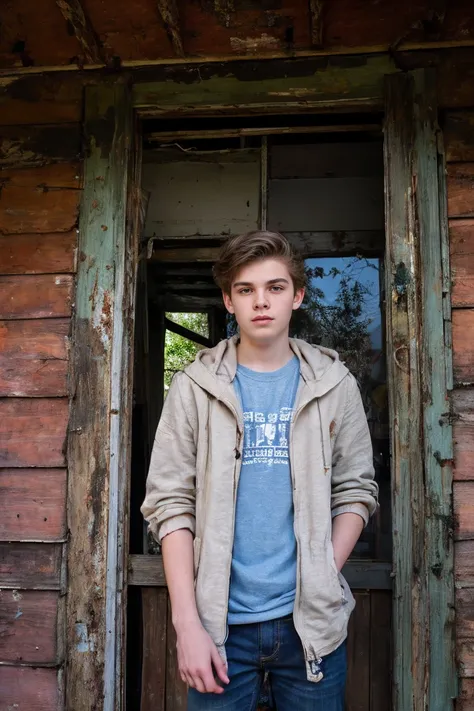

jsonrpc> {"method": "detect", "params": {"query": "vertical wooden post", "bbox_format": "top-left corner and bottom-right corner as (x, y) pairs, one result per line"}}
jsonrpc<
(66, 80), (135, 711)
(384, 69), (456, 711)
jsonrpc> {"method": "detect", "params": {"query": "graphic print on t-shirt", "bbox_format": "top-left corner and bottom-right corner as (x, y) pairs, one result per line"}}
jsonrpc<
(242, 407), (293, 467)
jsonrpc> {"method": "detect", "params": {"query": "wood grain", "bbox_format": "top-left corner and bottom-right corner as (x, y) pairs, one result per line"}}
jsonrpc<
(0, 666), (61, 711)
(0, 164), (81, 189)
(0, 398), (68, 468)
(453, 388), (474, 482)
(0, 318), (69, 397)
(453, 310), (474, 384)
(369, 591), (392, 710)
(451, 219), (474, 307)
(141, 588), (167, 711)
(454, 482), (474, 540)
(346, 592), (371, 711)
(0, 230), (77, 275)
(457, 678), (474, 710)
(0, 469), (67, 541)
(447, 163), (474, 218)
(444, 111), (474, 163)
(0, 124), (81, 168)
(0, 589), (58, 663)
(0, 274), (73, 319)
(0, 541), (63, 589)
(455, 540), (474, 588)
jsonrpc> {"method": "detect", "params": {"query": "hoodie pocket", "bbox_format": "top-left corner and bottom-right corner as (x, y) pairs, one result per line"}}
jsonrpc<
(193, 536), (202, 579)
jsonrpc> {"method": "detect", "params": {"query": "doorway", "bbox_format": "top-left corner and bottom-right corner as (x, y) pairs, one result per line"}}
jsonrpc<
(127, 118), (392, 710)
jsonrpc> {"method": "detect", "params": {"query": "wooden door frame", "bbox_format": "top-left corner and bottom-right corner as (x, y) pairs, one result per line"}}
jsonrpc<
(68, 58), (456, 711)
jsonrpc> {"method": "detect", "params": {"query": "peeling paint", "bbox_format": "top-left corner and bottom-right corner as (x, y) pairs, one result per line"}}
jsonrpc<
(11, 590), (22, 602)
(75, 622), (96, 653)
(230, 34), (280, 53)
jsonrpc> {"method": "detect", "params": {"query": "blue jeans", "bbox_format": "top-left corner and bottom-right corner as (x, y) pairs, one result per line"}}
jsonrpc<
(187, 615), (347, 710)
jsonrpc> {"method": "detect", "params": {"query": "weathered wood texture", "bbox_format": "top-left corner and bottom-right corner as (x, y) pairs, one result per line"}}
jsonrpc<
(0, 469), (67, 541)
(445, 103), (474, 708)
(0, 319), (69, 397)
(0, 230), (76, 275)
(0, 589), (59, 663)
(0, 666), (61, 711)
(384, 69), (456, 711)
(0, 274), (73, 319)
(0, 124), (81, 168)
(0, 164), (81, 234)
(66, 81), (134, 711)
(0, 542), (63, 590)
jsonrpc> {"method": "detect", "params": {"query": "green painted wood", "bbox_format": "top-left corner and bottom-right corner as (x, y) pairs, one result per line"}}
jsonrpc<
(132, 54), (397, 115)
(412, 69), (457, 709)
(384, 70), (456, 711)
(66, 80), (134, 711)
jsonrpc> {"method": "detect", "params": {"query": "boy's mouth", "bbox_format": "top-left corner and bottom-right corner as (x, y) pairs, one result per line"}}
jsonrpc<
(252, 315), (274, 322)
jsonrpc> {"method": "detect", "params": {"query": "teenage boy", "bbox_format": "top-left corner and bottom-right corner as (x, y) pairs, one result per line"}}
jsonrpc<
(141, 231), (378, 711)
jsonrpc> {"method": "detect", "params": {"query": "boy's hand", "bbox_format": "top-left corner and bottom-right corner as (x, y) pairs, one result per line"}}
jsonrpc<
(176, 619), (230, 694)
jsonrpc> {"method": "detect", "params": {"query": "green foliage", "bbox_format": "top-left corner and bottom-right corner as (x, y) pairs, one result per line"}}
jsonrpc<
(164, 313), (209, 390)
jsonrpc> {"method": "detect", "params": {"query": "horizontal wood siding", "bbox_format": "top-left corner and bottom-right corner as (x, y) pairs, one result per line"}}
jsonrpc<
(0, 157), (79, 711)
(446, 109), (474, 707)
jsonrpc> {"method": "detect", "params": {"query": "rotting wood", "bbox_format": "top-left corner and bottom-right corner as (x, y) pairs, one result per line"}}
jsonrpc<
(444, 111), (474, 162)
(0, 398), (67, 468)
(450, 219), (474, 307)
(309, 0), (324, 47)
(0, 230), (77, 275)
(0, 74), (83, 126)
(0, 589), (59, 664)
(455, 540), (474, 588)
(0, 469), (67, 541)
(453, 388), (474, 481)
(0, 542), (63, 590)
(156, 0), (184, 57)
(66, 80), (134, 711)
(55, 0), (106, 65)
(384, 69), (456, 711)
(0, 124), (81, 168)
(145, 124), (380, 143)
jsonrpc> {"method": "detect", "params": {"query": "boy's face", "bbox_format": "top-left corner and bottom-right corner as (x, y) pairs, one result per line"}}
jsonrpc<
(222, 258), (304, 343)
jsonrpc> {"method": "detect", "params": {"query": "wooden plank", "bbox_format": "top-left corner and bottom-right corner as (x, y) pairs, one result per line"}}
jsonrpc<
(0, 469), (67, 541)
(0, 124), (81, 168)
(0, 230), (77, 275)
(453, 310), (474, 384)
(66, 81), (134, 711)
(132, 54), (397, 115)
(457, 587), (474, 641)
(447, 163), (474, 218)
(453, 388), (474, 482)
(0, 185), (80, 235)
(166, 595), (187, 711)
(0, 399), (67, 468)
(56, 0), (106, 65)
(369, 591), (392, 711)
(444, 111), (474, 163)
(141, 587), (167, 711)
(457, 678), (474, 710)
(451, 219), (474, 307)
(0, 319), (68, 397)
(128, 554), (392, 589)
(455, 540), (474, 588)
(0, 542), (63, 590)
(454, 482), (474, 540)
(346, 591), (370, 711)
(383, 69), (456, 711)
(0, 666), (61, 711)
(0, 74), (82, 126)
(0, 589), (58, 664)
(0, 164), (80, 188)
(0, 274), (73, 319)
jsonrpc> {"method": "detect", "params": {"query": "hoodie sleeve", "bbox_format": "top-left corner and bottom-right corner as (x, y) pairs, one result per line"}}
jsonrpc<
(330, 373), (379, 526)
(140, 372), (197, 543)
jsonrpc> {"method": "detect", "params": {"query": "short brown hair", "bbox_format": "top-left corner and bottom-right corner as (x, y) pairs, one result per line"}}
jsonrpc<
(213, 230), (306, 295)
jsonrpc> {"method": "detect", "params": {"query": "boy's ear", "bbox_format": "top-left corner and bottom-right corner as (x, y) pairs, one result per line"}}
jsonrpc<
(222, 291), (235, 314)
(292, 287), (305, 310)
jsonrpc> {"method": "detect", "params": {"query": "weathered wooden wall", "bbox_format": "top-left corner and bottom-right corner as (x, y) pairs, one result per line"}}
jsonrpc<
(0, 99), (81, 707)
(446, 110), (474, 711)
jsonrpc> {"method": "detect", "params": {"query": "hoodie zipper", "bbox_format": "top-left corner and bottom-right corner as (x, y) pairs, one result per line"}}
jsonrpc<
(289, 394), (326, 681)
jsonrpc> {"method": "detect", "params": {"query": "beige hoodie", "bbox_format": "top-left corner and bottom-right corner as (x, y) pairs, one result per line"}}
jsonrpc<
(141, 336), (378, 682)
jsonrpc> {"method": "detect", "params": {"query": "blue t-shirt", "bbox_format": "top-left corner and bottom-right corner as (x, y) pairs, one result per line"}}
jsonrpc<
(228, 356), (300, 624)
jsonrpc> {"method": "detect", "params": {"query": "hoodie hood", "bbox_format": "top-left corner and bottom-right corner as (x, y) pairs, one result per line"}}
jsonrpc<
(184, 335), (350, 404)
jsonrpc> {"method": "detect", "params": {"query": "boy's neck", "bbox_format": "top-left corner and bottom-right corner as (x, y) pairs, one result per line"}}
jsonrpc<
(236, 331), (294, 372)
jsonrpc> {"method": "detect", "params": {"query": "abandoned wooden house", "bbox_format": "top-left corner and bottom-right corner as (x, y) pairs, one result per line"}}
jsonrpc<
(1, 1), (474, 710)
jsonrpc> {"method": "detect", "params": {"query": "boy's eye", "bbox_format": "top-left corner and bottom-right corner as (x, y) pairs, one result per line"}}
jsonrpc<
(239, 288), (251, 294)
(270, 285), (283, 292)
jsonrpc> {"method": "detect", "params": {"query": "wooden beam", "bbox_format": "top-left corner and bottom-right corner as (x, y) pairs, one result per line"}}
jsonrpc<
(66, 80), (134, 711)
(156, 0), (184, 58)
(55, 0), (105, 65)
(145, 124), (380, 143)
(384, 69), (456, 711)
(309, 0), (324, 47)
(164, 317), (212, 348)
